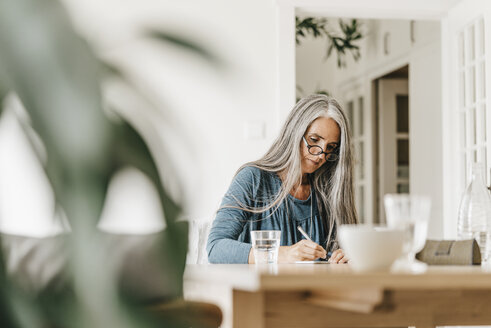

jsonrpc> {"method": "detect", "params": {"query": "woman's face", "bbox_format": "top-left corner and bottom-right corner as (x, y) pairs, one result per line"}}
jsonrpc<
(300, 117), (341, 174)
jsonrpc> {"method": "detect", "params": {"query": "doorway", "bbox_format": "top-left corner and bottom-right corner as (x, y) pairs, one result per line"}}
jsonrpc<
(374, 65), (409, 223)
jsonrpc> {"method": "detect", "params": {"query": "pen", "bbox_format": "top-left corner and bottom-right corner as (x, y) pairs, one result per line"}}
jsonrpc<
(297, 226), (331, 260)
(297, 226), (311, 241)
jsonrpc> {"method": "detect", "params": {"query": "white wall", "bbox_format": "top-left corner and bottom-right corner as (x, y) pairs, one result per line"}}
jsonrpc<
(409, 41), (443, 238)
(61, 0), (279, 222)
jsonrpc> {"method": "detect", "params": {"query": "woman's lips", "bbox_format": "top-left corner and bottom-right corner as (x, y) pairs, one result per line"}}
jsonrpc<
(308, 159), (320, 165)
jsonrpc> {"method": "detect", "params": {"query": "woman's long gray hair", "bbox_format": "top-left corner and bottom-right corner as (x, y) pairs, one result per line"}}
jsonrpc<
(233, 94), (358, 248)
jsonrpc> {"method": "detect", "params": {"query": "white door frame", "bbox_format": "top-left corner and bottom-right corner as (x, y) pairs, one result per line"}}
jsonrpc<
(378, 79), (409, 223)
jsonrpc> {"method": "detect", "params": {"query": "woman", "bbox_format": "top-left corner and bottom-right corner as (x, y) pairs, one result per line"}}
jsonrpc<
(207, 95), (358, 264)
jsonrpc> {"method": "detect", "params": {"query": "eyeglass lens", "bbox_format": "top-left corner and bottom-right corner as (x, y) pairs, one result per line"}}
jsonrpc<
(308, 146), (338, 161)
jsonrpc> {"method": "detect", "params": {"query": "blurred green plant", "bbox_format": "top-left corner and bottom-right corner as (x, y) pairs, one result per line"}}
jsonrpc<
(295, 85), (330, 103)
(296, 16), (363, 68)
(0, 0), (218, 327)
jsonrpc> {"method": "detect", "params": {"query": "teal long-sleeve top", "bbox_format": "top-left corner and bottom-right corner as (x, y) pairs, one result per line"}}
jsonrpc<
(206, 166), (329, 264)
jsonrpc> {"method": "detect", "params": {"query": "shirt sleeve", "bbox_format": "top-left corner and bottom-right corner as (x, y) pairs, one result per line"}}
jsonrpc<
(206, 166), (260, 264)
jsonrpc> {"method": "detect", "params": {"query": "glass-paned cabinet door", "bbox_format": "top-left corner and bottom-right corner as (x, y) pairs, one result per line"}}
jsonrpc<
(345, 91), (369, 223)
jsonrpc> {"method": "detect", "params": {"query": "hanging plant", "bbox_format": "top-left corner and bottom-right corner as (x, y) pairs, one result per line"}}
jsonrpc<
(296, 16), (363, 68)
(296, 85), (330, 102)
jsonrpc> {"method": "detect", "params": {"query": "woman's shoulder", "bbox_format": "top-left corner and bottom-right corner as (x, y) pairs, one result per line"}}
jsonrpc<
(225, 165), (280, 203)
(233, 165), (278, 187)
(236, 165), (261, 177)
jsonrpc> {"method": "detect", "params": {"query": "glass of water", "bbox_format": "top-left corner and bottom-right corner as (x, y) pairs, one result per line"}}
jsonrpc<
(250, 230), (281, 264)
(384, 194), (431, 272)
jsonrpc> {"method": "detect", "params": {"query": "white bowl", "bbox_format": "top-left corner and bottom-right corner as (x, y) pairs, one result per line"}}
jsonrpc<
(338, 224), (405, 272)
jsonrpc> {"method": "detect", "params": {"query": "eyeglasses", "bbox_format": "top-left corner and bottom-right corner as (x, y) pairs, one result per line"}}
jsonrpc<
(302, 136), (339, 162)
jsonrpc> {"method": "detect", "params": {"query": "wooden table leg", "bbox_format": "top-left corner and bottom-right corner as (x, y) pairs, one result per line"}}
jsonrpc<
(233, 290), (264, 328)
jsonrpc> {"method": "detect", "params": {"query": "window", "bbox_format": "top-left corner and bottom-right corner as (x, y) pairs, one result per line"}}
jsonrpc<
(457, 17), (489, 188)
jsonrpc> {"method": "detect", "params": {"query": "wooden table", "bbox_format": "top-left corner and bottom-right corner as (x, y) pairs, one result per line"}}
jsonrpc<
(184, 263), (491, 328)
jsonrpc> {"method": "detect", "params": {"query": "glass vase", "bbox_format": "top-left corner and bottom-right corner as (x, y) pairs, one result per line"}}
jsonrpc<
(457, 162), (491, 263)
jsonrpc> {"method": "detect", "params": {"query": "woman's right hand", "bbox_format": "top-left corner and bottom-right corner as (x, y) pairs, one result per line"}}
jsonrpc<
(279, 240), (327, 263)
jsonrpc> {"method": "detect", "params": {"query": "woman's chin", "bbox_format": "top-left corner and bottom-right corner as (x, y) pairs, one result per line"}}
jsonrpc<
(303, 161), (321, 173)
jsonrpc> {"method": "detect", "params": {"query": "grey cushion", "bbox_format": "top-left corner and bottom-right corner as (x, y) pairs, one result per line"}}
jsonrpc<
(1, 231), (182, 302)
(104, 232), (182, 302)
(1, 232), (68, 292)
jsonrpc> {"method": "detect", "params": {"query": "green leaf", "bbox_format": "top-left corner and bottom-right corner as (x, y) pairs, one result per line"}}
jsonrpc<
(109, 118), (188, 297)
(295, 16), (330, 45)
(146, 30), (224, 69)
(315, 90), (330, 96)
(297, 16), (363, 68)
(0, 72), (9, 116)
(0, 239), (20, 328)
(326, 42), (335, 58)
(0, 0), (189, 327)
(100, 59), (125, 79)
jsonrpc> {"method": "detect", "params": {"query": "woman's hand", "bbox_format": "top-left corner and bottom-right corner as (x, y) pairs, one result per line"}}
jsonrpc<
(327, 249), (348, 264)
(279, 240), (327, 263)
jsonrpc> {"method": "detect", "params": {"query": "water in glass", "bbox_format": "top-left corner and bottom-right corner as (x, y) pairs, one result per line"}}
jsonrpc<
(253, 239), (279, 264)
(251, 230), (281, 264)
